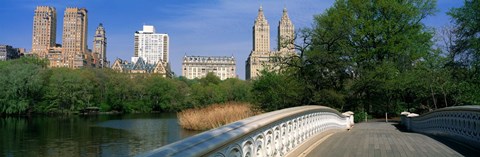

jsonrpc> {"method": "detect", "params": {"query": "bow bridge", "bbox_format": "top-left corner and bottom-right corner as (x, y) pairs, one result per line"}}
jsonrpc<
(139, 106), (480, 157)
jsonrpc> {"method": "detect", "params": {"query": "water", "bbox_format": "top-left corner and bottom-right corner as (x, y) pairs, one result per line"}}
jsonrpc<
(0, 113), (201, 157)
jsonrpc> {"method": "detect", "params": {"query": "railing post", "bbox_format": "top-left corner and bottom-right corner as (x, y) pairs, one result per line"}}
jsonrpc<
(342, 113), (351, 129)
(406, 113), (419, 131)
(400, 112), (410, 129)
(342, 111), (354, 129)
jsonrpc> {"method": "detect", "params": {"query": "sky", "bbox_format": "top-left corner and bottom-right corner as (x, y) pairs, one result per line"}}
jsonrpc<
(0, 0), (464, 79)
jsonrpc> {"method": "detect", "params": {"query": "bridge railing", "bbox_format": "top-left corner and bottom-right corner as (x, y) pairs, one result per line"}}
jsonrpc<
(139, 106), (353, 157)
(401, 106), (480, 149)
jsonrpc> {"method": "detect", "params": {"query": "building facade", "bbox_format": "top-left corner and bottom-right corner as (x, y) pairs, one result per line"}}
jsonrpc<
(278, 8), (295, 52)
(62, 7), (88, 68)
(46, 44), (64, 67)
(246, 7), (296, 80)
(246, 6), (272, 80)
(134, 25), (169, 65)
(110, 24), (171, 77)
(182, 55), (236, 80)
(32, 6), (56, 58)
(0, 45), (20, 61)
(93, 23), (108, 68)
(31, 6), (108, 68)
(111, 57), (171, 77)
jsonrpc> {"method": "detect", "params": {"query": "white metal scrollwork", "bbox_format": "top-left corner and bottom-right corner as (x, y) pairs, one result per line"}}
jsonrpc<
(209, 112), (347, 157)
(401, 106), (480, 149)
(138, 106), (353, 157)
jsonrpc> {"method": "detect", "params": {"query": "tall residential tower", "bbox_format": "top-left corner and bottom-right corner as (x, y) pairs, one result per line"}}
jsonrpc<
(253, 6), (270, 52)
(246, 6), (273, 80)
(278, 8), (295, 52)
(32, 6), (56, 58)
(133, 25), (169, 65)
(62, 7), (88, 68)
(246, 6), (296, 80)
(93, 23), (107, 68)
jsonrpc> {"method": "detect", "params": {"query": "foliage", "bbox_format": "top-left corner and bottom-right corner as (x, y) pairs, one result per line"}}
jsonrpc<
(261, 0), (478, 116)
(251, 71), (303, 111)
(0, 57), (47, 114)
(446, 0), (480, 105)
(448, 0), (480, 71)
(292, 0), (439, 116)
(2, 0), (479, 116)
(0, 62), (254, 115)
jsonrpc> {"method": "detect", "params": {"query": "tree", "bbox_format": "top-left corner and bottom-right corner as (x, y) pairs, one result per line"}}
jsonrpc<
(43, 68), (94, 113)
(448, 0), (480, 72)
(145, 76), (188, 112)
(219, 78), (252, 103)
(252, 71), (303, 111)
(447, 0), (480, 105)
(0, 57), (47, 114)
(288, 0), (438, 115)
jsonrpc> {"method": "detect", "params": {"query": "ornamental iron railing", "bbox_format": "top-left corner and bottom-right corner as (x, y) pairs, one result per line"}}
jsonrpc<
(401, 106), (480, 150)
(139, 106), (353, 157)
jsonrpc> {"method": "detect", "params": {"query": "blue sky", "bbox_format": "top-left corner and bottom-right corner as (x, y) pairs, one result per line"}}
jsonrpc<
(0, 0), (464, 79)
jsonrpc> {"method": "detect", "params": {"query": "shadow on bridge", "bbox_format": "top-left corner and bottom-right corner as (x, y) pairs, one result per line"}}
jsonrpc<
(391, 123), (480, 157)
(306, 122), (479, 157)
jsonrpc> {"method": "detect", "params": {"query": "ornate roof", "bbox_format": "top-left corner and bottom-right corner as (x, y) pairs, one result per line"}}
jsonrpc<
(111, 57), (170, 76)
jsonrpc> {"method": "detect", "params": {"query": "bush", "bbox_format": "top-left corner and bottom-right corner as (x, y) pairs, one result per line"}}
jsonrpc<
(354, 111), (372, 123)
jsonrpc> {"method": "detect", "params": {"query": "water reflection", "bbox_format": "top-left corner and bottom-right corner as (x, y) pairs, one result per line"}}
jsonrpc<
(0, 113), (201, 157)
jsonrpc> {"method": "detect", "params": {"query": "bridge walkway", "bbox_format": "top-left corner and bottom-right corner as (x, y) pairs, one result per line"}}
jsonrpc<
(305, 122), (477, 157)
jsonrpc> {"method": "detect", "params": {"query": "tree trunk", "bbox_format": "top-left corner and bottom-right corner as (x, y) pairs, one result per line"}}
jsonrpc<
(430, 86), (437, 109)
(441, 87), (448, 107)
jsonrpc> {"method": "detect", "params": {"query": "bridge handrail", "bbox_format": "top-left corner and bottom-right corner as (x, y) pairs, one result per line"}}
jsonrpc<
(401, 105), (480, 149)
(139, 105), (353, 157)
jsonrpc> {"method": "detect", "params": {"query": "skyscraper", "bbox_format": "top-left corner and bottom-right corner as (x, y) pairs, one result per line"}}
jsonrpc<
(62, 7), (88, 68)
(246, 6), (296, 80)
(133, 25), (169, 65)
(246, 6), (273, 80)
(32, 6), (56, 58)
(93, 23), (107, 68)
(253, 6), (270, 53)
(278, 8), (295, 52)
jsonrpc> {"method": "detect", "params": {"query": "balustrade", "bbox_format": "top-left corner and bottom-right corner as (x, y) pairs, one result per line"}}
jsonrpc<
(401, 106), (480, 150)
(139, 106), (353, 157)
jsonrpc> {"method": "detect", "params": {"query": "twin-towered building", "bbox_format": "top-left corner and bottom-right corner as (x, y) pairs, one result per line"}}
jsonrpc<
(32, 6), (107, 68)
(30, 5), (293, 80)
(182, 6), (295, 80)
(246, 6), (296, 80)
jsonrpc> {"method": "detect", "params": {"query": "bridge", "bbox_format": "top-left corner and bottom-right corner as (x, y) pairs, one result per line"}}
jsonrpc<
(138, 106), (480, 157)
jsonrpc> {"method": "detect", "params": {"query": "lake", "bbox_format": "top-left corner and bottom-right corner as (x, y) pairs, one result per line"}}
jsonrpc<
(0, 113), (201, 157)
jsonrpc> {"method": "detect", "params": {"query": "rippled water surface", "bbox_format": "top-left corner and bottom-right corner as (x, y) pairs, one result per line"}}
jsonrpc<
(0, 113), (200, 157)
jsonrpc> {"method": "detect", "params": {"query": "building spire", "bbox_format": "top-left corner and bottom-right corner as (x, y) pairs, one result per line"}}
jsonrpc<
(252, 5), (270, 52)
(255, 5), (266, 23)
(281, 7), (290, 22)
(278, 6), (294, 52)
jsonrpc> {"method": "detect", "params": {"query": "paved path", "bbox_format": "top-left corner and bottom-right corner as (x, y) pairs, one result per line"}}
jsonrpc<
(306, 122), (472, 157)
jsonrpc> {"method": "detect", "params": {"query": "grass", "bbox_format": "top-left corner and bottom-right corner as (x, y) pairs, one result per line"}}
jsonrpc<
(178, 102), (260, 131)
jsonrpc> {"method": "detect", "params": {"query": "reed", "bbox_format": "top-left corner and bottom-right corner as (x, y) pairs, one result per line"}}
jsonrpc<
(178, 102), (260, 131)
